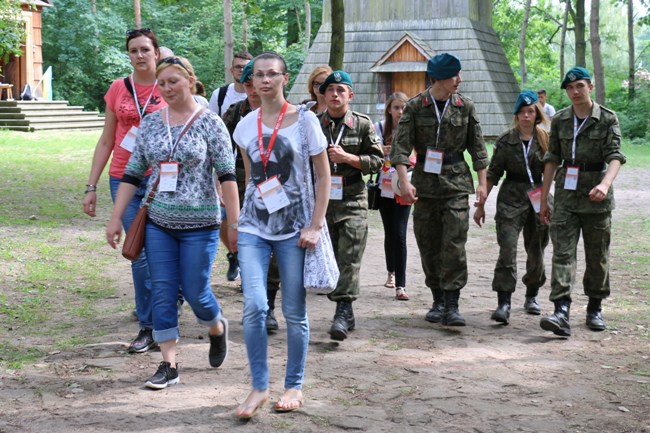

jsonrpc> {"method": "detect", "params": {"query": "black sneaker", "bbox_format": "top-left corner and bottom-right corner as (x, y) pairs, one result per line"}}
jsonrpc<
(145, 361), (179, 390)
(209, 318), (229, 368)
(226, 252), (240, 281)
(266, 309), (279, 333)
(128, 328), (156, 353)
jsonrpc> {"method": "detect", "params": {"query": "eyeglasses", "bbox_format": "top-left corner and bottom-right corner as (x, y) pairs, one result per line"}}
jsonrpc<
(312, 81), (324, 88)
(157, 57), (191, 74)
(126, 28), (153, 38)
(232, 65), (246, 71)
(253, 72), (284, 80)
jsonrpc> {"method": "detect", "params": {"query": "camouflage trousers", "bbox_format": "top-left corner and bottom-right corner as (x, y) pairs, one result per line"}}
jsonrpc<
(492, 207), (549, 294)
(413, 195), (469, 295)
(549, 209), (612, 301)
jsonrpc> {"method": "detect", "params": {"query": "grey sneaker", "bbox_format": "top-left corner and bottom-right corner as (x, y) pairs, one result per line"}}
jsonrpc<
(145, 361), (179, 390)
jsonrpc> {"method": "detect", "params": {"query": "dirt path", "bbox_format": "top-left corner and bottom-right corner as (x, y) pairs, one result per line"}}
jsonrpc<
(1, 170), (649, 433)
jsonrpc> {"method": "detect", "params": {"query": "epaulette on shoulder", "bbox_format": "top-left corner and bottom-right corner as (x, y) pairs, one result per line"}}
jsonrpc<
(599, 105), (616, 115)
(353, 111), (372, 121)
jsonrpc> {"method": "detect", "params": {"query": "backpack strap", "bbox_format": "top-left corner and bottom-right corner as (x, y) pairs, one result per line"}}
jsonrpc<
(217, 84), (229, 116)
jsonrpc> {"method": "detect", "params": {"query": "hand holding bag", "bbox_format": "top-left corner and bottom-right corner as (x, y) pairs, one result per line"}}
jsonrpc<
(366, 172), (381, 210)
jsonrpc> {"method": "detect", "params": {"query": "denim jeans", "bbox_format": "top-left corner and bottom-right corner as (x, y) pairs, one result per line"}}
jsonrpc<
(238, 232), (309, 391)
(145, 223), (222, 343)
(378, 197), (412, 288)
(109, 176), (153, 330)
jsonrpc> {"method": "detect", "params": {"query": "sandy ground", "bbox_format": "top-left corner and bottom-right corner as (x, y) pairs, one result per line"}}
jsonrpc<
(1, 169), (649, 433)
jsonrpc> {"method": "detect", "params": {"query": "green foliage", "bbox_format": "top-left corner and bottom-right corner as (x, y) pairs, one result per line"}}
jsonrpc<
(0, 0), (25, 66)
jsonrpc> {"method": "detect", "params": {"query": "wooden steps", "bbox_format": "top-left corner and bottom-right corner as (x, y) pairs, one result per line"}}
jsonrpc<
(0, 100), (104, 132)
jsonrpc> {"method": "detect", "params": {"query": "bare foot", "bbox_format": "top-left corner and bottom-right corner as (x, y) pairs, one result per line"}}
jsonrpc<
(236, 389), (269, 420)
(274, 389), (304, 413)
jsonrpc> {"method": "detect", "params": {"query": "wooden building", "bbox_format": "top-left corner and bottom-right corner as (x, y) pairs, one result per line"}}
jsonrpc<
(288, 0), (520, 138)
(0, 0), (53, 100)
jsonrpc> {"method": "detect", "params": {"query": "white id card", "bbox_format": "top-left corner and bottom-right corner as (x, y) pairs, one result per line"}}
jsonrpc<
(564, 166), (579, 190)
(119, 126), (139, 152)
(527, 186), (543, 213)
(381, 172), (395, 198)
(330, 175), (343, 200)
(424, 149), (444, 174)
(159, 162), (179, 192)
(258, 175), (290, 214)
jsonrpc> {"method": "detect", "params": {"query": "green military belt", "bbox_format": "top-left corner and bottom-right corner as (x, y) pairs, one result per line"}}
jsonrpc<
(416, 152), (464, 165)
(561, 161), (606, 172)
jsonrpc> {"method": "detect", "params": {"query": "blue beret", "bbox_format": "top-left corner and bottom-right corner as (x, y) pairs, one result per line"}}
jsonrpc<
(239, 60), (254, 83)
(426, 53), (461, 80)
(561, 67), (591, 89)
(513, 90), (538, 114)
(319, 70), (353, 94)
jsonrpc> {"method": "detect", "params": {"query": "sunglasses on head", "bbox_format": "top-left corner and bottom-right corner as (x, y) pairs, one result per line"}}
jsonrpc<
(157, 57), (191, 74)
(126, 28), (153, 38)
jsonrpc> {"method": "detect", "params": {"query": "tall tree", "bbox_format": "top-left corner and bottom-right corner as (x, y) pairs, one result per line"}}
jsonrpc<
(627, 0), (635, 101)
(574, 0), (586, 66)
(590, 0), (605, 104)
(519, 0), (533, 86)
(304, 0), (311, 51)
(224, 0), (233, 83)
(134, 0), (141, 29)
(329, 0), (344, 70)
(242, 0), (248, 52)
(560, 0), (570, 81)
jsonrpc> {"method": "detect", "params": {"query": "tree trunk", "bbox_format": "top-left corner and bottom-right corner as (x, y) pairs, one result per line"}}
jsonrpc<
(628, 0), (635, 101)
(519, 0), (532, 86)
(224, 0), (233, 83)
(590, 0), (605, 105)
(574, 0), (586, 67)
(560, 0), (570, 82)
(242, 0), (248, 52)
(134, 0), (141, 29)
(304, 0), (311, 51)
(329, 0), (344, 70)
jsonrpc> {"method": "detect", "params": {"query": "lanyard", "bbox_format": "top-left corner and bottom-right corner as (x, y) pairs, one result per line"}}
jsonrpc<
(521, 137), (535, 186)
(433, 99), (450, 148)
(165, 106), (201, 161)
(257, 101), (289, 175)
(129, 74), (158, 120)
(329, 119), (346, 173)
(572, 114), (588, 164)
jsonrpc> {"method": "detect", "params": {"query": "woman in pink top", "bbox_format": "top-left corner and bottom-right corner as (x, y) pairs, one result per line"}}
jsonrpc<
(83, 28), (166, 354)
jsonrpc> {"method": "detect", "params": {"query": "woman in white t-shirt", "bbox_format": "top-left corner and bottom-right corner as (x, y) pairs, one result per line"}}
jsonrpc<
(233, 51), (330, 419)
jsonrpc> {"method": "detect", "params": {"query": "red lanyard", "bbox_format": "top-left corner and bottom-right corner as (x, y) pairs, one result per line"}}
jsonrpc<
(257, 101), (288, 174)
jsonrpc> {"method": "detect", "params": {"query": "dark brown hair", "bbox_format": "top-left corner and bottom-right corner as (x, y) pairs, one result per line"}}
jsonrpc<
(125, 28), (159, 52)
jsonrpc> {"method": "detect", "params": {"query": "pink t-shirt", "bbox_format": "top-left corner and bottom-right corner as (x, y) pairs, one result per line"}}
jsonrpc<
(104, 77), (166, 178)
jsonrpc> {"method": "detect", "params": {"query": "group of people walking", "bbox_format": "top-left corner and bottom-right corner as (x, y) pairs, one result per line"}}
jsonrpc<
(83, 27), (625, 419)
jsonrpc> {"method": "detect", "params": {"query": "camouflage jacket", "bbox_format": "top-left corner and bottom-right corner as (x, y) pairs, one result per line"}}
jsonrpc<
(221, 98), (253, 201)
(544, 102), (626, 213)
(318, 109), (384, 197)
(488, 128), (547, 218)
(391, 89), (489, 199)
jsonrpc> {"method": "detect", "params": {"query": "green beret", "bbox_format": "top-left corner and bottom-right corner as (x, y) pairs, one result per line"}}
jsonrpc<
(239, 60), (254, 83)
(561, 66), (591, 89)
(426, 53), (461, 80)
(319, 70), (353, 95)
(513, 90), (538, 114)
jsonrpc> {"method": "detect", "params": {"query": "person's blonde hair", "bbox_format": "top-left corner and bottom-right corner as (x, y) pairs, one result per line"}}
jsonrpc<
(382, 92), (409, 147)
(156, 56), (196, 94)
(513, 101), (548, 153)
(307, 65), (333, 101)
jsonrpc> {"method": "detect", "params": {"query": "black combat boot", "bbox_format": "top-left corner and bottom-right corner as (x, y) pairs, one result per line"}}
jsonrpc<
(425, 289), (445, 323)
(266, 287), (279, 333)
(329, 301), (355, 341)
(442, 290), (466, 326)
(491, 291), (511, 325)
(540, 298), (571, 336)
(523, 287), (541, 315)
(586, 298), (606, 331)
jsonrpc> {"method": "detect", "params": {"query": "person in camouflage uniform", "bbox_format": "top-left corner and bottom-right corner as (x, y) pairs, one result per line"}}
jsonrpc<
(317, 70), (384, 341)
(539, 67), (625, 337)
(391, 53), (489, 326)
(474, 90), (551, 325)
(222, 60), (282, 334)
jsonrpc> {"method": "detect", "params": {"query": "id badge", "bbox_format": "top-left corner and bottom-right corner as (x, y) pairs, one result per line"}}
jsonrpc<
(381, 172), (395, 198)
(564, 166), (579, 190)
(330, 175), (343, 201)
(119, 126), (139, 152)
(424, 149), (444, 174)
(527, 186), (543, 213)
(159, 162), (179, 192)
(258, 175), (290, 214)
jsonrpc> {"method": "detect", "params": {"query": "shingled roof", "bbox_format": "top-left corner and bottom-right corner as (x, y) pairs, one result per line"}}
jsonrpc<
(288, 0), (520, 138)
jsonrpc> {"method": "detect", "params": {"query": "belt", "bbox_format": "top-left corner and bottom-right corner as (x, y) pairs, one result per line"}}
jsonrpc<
(505, 172), (540, 184)
(562, 161), (606, 172)
(416, 152), (465, 165)
(333, 172), (362, 186)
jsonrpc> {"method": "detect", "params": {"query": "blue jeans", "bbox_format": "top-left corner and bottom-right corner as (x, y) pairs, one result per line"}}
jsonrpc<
(238, 232), (309, 391)
(145, 223), (222, 343)
(109, 176), (153, 330)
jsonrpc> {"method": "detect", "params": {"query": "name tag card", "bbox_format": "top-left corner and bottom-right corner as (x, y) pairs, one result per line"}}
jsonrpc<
(381, 172), (395, 198)
(159, 162), (179, 192)
(119, 126), (139, 152)
(258, 175), (290, 214)
(564, 166), (579, 190)
(527, 186), (542, 213)
(424, 149), (444, 174)
(330, 175), (343, 201)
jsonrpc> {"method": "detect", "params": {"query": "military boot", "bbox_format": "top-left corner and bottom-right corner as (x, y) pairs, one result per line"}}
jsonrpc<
(425, 289), (445, 323)
(329, 301), (355, 341)
(586, 298), (606, 331)
(491, 291), (511, 325)
(523, 286), (541, 315)
(442, 290), (466, 326)
(540, 298), (571, 336)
